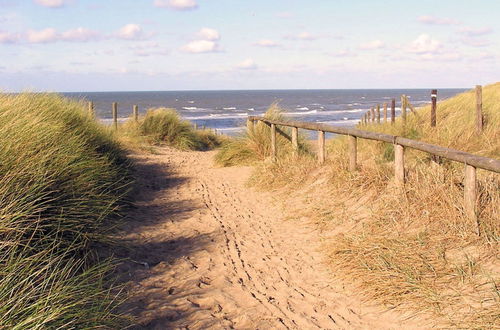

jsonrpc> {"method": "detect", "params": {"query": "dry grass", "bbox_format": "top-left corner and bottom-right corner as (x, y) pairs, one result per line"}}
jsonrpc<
(245, 84), (500, 327)
(215, 104), (310, 166)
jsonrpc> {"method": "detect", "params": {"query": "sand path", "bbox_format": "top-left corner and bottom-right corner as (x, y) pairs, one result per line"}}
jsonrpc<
(114, 148), (418, 329)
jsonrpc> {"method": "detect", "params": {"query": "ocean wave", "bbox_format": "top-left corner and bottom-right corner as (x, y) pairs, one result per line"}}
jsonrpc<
(248, 108), (255, 111)
(285, 110), (317, 115)
(182, 107), (198, 110)
(223, 107), (237, 110)
(296, 107), (309, 110)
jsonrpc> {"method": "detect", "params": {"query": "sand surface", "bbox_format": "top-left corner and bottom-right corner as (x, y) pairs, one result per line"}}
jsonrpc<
(113, 147), (421, 329)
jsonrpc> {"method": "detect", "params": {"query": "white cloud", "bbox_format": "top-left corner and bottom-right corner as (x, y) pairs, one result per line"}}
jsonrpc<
(331, 49), (357, 57)
(458, 26), (493, 37)
(0, 31), (19, 44)
(237, 58), (257, 70)
(198, 28), (220, 41)
(409, 34), (441, 54)
(117, 24), (143, 40)
(276, 11), (294, 18)
(460, 37), (491, 47)
(255, 39), (279, 47)
(60, 27), (100, 42)
(34, 0), (67, 8)
(417, 15), (460, 25)
(26, 28), (58, 43)
(359, 40), (385, 50)
(153, 0), (198, 10)
(182, 40), (218, 53)
(295, 32), (316, 40)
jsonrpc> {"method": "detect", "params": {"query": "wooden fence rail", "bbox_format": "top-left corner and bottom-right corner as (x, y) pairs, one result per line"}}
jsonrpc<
(247, 115), (500, 231)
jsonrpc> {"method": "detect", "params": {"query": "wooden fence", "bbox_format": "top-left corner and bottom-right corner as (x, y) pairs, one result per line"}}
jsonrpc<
(247, 115), (500, 230)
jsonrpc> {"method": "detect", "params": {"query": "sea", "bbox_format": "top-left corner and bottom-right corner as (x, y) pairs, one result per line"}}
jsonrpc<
(63, 89), (467, 136)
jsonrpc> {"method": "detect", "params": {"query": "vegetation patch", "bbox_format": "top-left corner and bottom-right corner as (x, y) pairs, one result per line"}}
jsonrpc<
(239, 84), (500, 327)
(0, 93), (132, 328)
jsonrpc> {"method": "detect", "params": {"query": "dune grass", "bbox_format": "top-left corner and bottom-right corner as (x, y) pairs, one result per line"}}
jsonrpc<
(215, 104), (310, 166)
(0, 93), (132, 328)
(235, 84), (500, 327)
(120, 108), (221, 151)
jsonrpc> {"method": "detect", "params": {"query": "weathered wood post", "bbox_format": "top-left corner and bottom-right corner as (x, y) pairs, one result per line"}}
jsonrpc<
(348, 135), (357, 172)
(112, 102), (118, 130)
(133, 105), (139, 122)
(475, 85), (483, 133)
(366, 111), (371, 123)
(318, 130), (325, 164)
(376, 104), (381, 124)
(370, 107), (375, 123)
(394, 143), (405, 185)
(270, 123), (277, 162)
(464, 164), (479, 234)
(383, 103), (388, 123)
(88, 101), (94, 118)
(291, 126), (299, 154)
(431, 89), (437, 127)
(391, 99), (396, 124)
(401, 95), (407, 123)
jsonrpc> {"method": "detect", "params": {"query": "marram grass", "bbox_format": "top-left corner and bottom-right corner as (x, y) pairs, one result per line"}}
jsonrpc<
(120, 107), (221, 151)
(215, 104), (310, 166)
(243, 84), (500, 327)
(0, 93), (132, 328)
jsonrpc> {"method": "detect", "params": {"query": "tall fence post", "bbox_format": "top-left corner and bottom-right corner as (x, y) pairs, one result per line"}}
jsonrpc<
(391, 98), (396, 124)
(475, 85), (483, 134)
(348, 135), (357, 172)
(88, 101), (94, 118)
(292, 126), (299, 155)
(431, 89), (437, 127)
(376, 104), (381, 124)
(270, 123), (277, 162)
(318, 130), (325, 164)
(133, 105), (139, 122)
(401, 95), (407, 123)
(383, 103), (388, 123)
(370, 107), (375, 123)
(394, 143), (405, 185)
(112, 102), (118, 130)
(464, 164), (479, 235)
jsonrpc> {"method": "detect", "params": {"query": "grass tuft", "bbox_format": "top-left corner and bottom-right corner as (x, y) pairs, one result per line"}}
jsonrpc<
(121, 107), (221, 151)
(215, 104), (310, 166)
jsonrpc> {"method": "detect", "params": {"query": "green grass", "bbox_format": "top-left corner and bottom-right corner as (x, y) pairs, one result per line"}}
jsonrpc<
(215, 104), (310, 166)
(0, 93), (132, 328)
(121, 108), (221, 151)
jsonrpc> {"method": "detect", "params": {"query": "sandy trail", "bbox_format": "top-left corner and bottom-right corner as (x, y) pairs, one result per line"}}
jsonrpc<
(114, 148), (418, 329)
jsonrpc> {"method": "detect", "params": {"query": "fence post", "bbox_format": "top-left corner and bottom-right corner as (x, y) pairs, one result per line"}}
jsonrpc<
(271, 123), (277, 162)
(475, 85), (483, 133)
(133, 105), (139, 122)
(348, 135), (357, 172)
(391, 98), (396, 124)
(431, 89), (437, 127)
(318, 130), (325, 164)
(112, 102), (118, 130)
(370, 107), (375, 123)
(383, 103), (387, 123)
(401, 95), (407, 123)
(88, 101), (94, 118)
(376, 104), (381, 124)
(394, 143), (405, 185)
(464, 164), (479, 235)
(292, 126), (299, 154)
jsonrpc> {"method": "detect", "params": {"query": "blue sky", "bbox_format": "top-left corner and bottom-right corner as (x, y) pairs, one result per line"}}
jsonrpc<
(0, 0), (498, 91)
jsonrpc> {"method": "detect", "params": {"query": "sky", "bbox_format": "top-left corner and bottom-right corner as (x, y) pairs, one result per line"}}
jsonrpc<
(0, 0), (499, 91)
